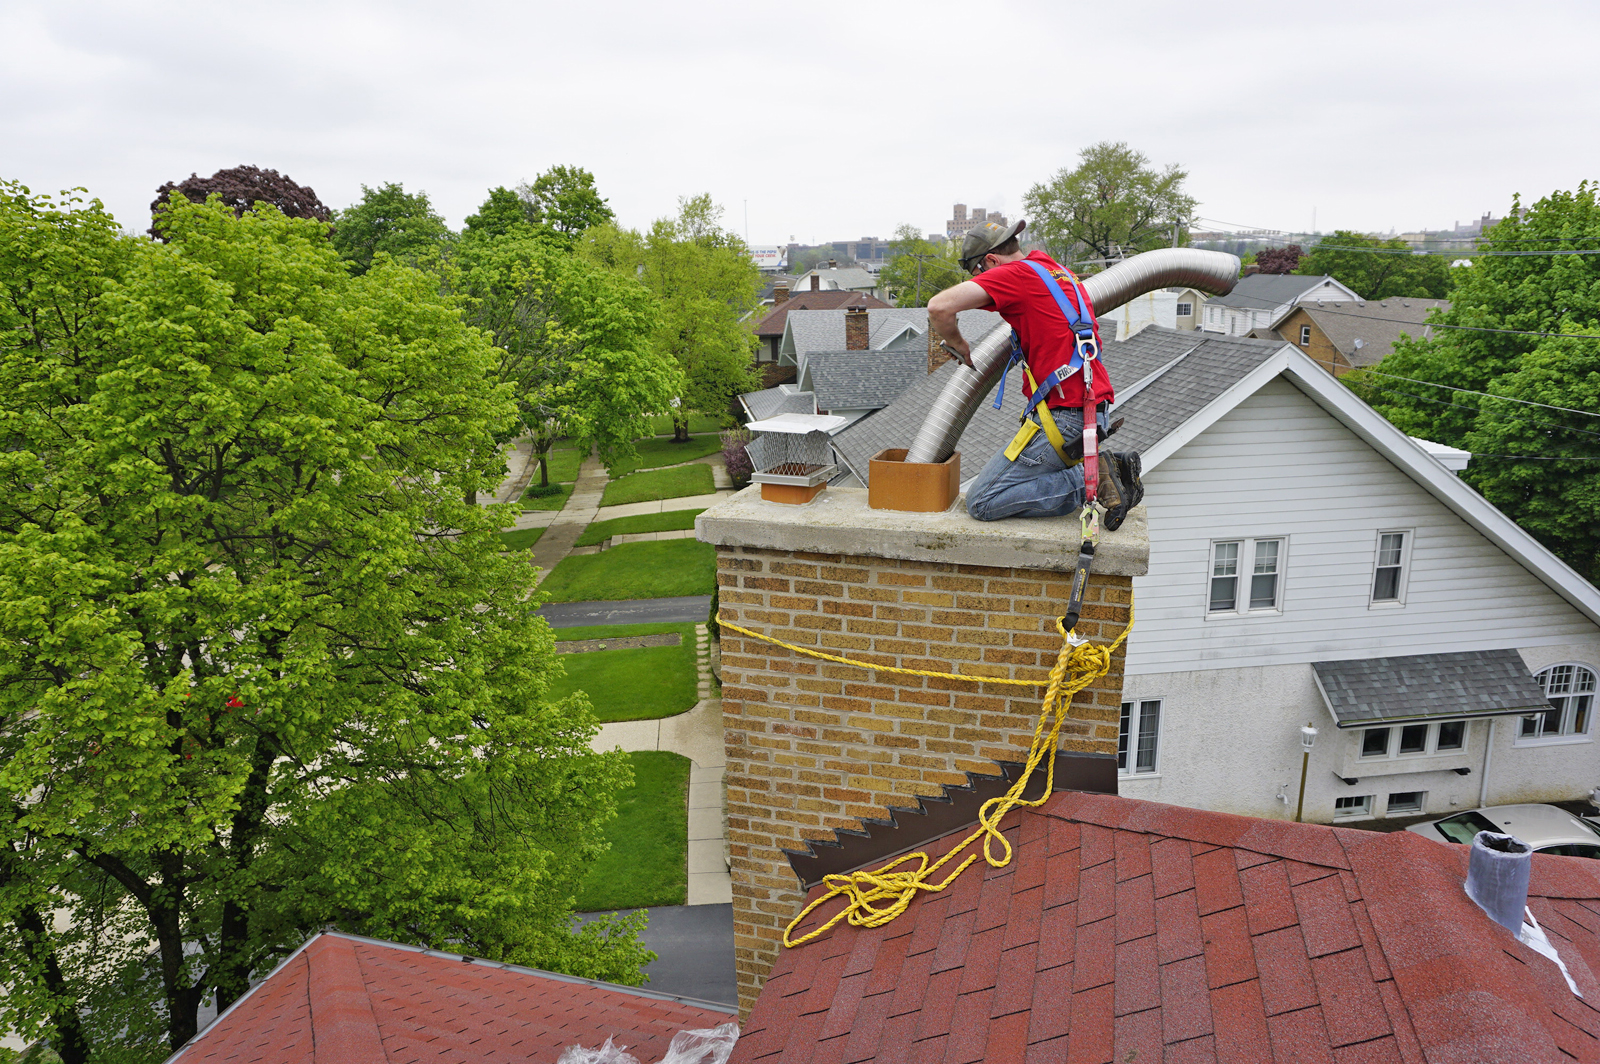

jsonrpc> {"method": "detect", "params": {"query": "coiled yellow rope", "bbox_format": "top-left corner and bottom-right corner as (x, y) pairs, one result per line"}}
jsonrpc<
(714, 608), (1131, 948)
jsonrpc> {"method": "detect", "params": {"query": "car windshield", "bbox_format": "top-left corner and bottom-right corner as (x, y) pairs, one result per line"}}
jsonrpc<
(1535, 844), (1600, 860)
(1433, 811), (1501, 844)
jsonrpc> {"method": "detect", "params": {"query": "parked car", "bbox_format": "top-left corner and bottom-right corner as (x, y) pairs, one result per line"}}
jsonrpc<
(1406, 804), (1600, 858)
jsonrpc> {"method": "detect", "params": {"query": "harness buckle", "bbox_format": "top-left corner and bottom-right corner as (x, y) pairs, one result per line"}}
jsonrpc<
(1080, 506), (1099, 546)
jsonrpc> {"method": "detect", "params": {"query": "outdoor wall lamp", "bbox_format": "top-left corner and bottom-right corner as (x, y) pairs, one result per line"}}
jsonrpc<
(1295, 724), (1318, 823)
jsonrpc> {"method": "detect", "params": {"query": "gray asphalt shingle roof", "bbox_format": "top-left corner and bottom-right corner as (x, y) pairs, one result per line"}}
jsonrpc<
(830, 326), (1289, 484)
(782, 309), (1001, 367)
(738, 385), (815, 421)
(1295, 300), (1451, 367)
(1311, 649), (1550, 726)
(1209, 274), (1343, 312)
(805, 347), (926, 411)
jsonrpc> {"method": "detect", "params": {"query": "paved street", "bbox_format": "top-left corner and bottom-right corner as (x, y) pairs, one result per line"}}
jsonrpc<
(537, 594), (713, 628)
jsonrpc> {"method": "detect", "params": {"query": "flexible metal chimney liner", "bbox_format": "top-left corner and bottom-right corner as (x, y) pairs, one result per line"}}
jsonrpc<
(903, 248), (1243, 465)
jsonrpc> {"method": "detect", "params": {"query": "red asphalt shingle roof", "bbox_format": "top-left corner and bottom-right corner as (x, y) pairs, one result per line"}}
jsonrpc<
(173, 932), (733, 1064)
(752, 292), (889, 337)
(735, 792), (1600, 1064)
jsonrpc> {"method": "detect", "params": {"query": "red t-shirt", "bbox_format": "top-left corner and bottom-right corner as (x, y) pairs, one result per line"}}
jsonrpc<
(971, 250), (1114, 409)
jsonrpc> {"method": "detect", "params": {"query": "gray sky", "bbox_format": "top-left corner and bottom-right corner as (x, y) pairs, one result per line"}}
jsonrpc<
(5, 0), (1597, 245)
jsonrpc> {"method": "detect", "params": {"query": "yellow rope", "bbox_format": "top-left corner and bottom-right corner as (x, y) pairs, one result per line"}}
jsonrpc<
(713, 607), (1133, 949)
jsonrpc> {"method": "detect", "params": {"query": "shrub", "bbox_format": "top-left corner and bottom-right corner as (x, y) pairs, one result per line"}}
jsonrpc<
(722, 429), (753, 488)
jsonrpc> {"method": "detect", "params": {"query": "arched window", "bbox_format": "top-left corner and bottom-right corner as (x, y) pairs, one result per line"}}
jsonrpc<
(1522, 664), (1596, 740)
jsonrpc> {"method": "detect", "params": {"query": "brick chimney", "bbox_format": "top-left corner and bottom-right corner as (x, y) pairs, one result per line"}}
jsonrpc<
(810, 274), (819, 291)
(844, 306), (869, 351)
(773, 283), (789, 307)
(827, 259), (837, 269)
(1243, 263), (1261, 276)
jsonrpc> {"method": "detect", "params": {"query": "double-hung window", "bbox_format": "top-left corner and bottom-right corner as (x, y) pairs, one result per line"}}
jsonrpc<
(1371, 530), (1411, 605)
(1175, 301), (1193, 317)
(1300, 324), (1312, 345)
(1519, 664), (1596, 741)
(1119, 698), (1162, 775)
(1209, 538), (1285, 614)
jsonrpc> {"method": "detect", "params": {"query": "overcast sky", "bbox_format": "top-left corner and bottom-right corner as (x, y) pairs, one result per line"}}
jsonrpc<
(5, 0), (1597, 246)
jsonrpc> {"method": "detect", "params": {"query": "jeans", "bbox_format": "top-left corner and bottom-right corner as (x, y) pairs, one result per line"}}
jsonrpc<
(965, 406), (1110, 521)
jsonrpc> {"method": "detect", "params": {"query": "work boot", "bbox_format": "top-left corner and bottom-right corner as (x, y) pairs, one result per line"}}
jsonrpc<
(1095, 455), (1130, 532)
(1114, 451), (1144, 511)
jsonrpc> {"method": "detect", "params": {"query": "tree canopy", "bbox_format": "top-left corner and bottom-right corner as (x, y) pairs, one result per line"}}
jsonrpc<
(330, 181), (456, 274)
(0, 184), (648, 1061)
(1023, 142), (1197, 266)
(1254, 244), (1304, 275)
(1296, 229), (1451, 299)
(148, 165), (331, 238)
(456, 232), (682, 482)
(879, 224), (965, 307)
(580, 194), (760, 440)
(1345, 184), (1600, 580)
(464, 185), (539, 243)
(520, 165), (614, 246)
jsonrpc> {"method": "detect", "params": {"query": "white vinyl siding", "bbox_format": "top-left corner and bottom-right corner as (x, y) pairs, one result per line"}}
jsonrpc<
(1126, 377), (1597, 675)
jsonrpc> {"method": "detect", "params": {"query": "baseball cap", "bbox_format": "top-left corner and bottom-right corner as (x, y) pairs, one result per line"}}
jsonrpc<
(960, 219), (1027, 271)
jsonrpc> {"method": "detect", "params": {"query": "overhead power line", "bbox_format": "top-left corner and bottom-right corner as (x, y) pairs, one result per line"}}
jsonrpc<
(1361, 378), (1600, 440)
(1364, 371), (1600, 420)
(1300, 303), (1600, 342)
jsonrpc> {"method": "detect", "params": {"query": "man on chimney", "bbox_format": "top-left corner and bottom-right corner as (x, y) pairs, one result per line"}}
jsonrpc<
(927, 219), (1142, 530)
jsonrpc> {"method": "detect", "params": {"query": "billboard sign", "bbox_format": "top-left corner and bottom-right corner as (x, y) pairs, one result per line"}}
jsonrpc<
(750, 246), (785, 270)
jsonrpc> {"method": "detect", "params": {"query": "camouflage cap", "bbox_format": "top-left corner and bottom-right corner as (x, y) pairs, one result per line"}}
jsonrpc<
(960, 219), (1027, 271)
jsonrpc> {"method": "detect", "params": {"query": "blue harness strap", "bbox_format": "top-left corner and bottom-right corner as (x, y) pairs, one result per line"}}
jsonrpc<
(992, 260), (1102, 412)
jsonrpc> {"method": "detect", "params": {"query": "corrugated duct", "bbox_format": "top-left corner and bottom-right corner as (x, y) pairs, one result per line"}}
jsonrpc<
(902, 248), (1242, 465)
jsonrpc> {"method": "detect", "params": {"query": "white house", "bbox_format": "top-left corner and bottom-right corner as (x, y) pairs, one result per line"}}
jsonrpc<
(832, 326), (1600, 825)
(1100, 285), (1207, 340)
(1200, 273), (1360, 337)
(786, 266), (883, 300)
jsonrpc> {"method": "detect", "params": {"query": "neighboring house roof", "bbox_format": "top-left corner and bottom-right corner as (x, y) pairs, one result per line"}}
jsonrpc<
(740, 384), (816, 422)
(732, 790), (1600, 1064)
(831, 325), (1600, 628)
(1312, 649), (1551, 726)
(790, 266), (878, 293)
(779, 308), (1003, 369)
(751, 291), (889, 339)
(803, 347), (927, 412)
(1207, 274), (1360, 317)
(1291, 300), (1451, 367)
(169, 931), (733, 1064)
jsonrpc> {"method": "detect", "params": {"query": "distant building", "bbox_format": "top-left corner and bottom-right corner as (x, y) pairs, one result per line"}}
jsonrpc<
(1262, 298), (1451, 377)
(946, 203), (1009, 241)
(1200, 274), (1360, 336)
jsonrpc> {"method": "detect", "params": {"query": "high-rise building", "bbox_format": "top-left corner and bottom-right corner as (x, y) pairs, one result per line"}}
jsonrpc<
(946, 202), (1008, 241)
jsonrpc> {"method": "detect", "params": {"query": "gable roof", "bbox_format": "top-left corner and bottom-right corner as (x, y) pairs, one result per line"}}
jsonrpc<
(789, 266), (878, 292)
(733, 791), (1600, 1064)
(751, 291), (889, 338)
(169, 931), (733, 1064)
(1290, 299), (1451, 366)
(803, 347), (927, 411)
(1209, 274), (1358, 312)
(740, 384), (816, 422)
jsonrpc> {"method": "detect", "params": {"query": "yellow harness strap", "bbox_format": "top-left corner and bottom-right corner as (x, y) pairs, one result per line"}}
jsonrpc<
(1002, 364), (1078, 467)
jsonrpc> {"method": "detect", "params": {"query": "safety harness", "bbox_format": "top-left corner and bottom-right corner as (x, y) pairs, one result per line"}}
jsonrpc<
(991, 260), (1107, 632)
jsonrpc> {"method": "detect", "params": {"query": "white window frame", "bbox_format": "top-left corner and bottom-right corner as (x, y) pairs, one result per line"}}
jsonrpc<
(1118, 697), (1163, 776)
(1385, 791), (1426, 816)
(1333, 795), (1374, 820)
(1515, 663), (1597, 746)
(1206, 537), (1287, 617)
(1357, 719), (1468, 761)
(1299, 324), (1312, 345)
(1369, 529), (1413, 608)
(1175, 301), (1193, 317)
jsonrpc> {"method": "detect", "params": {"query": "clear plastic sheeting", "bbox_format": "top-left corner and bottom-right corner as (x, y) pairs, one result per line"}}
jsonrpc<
(556, 1022), (740, 1064)
(1465, 830), (1532, 935)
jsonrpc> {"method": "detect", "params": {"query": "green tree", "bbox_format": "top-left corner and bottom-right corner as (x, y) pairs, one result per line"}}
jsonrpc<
(1347, 183), (1600, 579)
(879, 224), (964, 307)
(464, 185), (539, 243)
(0, 185), (648, 1061)
(1296, 229), (1451, 298)
(457, 233), (682, 485)
(330, 181), (456, 274)
(581, 195), (761, 441)
(1023, 141), (1197, 266)
(520, 165), (614, 246)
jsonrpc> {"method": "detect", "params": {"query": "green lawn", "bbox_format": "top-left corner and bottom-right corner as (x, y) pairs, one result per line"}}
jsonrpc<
(607, 435), (723, 477)
(574, 751), (690, 911)
(554, 621), (700, 643)
(550, 642), (698, 722)
(573, 509), (705, 548)
(599, 465), (714, 508)
(539, 540), (716, 602)
(532, 445), (582, 484)
(496, 526), (546, 551)
(647, 413), (726, 436)
(520, 482), (574, 511)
